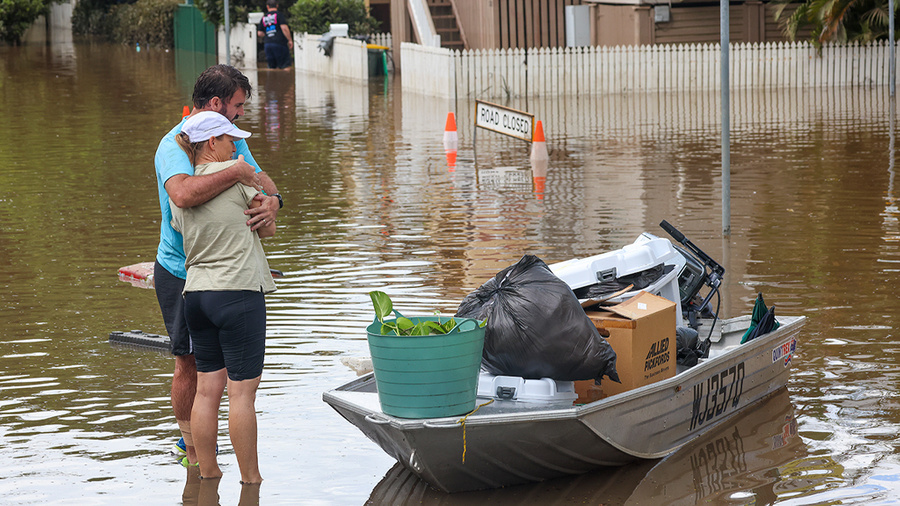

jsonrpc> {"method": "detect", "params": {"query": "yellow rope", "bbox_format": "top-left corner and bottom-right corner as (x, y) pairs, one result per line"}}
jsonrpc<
(456, 399), (494, 464)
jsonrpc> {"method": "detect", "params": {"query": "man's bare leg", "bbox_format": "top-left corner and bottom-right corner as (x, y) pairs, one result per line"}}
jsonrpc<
(173, 354), (198, 464)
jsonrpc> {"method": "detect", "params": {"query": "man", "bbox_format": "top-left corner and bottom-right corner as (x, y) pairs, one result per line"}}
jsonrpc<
(257, 0), (293, 70)
(154, 64), (282, 466)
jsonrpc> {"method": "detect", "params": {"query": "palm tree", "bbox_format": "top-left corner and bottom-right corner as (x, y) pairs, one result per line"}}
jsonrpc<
(774, 0), (896, 48)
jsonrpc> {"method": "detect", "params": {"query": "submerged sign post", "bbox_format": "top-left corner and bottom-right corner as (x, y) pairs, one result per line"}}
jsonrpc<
(475, 100), (534, 142)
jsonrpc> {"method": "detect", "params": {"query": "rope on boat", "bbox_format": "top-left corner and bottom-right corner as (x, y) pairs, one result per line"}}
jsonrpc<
(456, 399), (494, 464)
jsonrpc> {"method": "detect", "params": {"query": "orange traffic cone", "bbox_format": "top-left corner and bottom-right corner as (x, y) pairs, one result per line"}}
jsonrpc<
(444, 112), (458, 172)
(443, 112), (458, 146)
(530, 120), (548, 163)
(182, 105), (190, 118)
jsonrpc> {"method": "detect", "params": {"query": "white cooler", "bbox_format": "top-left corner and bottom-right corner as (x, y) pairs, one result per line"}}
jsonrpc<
(550, 233), (686, 327)
(477, 373), (577, 406)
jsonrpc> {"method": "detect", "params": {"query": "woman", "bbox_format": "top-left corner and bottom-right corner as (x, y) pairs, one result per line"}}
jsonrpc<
(171, 111), (276, 484)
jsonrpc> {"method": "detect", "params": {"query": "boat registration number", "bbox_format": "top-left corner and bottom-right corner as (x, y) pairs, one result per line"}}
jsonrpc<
(690, 362), (745, 431)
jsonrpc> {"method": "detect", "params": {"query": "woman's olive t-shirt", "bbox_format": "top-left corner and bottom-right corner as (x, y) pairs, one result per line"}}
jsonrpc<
(170, 160), (276, 295)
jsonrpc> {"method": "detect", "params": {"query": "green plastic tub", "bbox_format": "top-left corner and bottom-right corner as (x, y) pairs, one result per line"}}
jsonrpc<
(366, 316), (485, 419)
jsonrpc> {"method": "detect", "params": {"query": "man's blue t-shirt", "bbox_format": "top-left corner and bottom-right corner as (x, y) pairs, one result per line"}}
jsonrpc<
(155, 117), (260, 279)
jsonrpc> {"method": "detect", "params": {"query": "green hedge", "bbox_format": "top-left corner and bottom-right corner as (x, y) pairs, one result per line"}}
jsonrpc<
(73, 0), (180, 48)
(112, 0), (180, 47)
(288, 0), (378, 35)
(0, 0), (50, 44)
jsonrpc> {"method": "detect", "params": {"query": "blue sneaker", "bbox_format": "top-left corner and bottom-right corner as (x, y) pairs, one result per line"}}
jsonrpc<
(175, 437), (217, 456)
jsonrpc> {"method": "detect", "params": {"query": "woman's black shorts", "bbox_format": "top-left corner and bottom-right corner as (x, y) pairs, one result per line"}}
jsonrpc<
(183, 290), (266, 381)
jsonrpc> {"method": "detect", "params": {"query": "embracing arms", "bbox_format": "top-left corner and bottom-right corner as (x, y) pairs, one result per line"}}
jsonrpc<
(165, 154), (281, 231)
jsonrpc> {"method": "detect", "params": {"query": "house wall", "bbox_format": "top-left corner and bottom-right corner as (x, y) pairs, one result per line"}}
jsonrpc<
(389, 0), (818, 70)
(455, 0), (500, 49)
(591, 1), (810, 47)
(593, 4), (652, 46)
(391, 0), (416, 70)
(653, 4), (748, 45)
(494, 0), (588, 49)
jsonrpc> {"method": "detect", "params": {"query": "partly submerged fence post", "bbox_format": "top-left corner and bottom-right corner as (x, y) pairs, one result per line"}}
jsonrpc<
(888, 0), (897, 97)
(721, 1), (731, 236)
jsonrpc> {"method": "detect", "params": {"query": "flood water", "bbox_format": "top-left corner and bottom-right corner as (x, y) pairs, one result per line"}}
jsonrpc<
(3, 38), (900, 505)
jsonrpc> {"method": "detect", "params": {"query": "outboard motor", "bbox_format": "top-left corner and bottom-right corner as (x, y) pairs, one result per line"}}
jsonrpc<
(659, 220), (725, 331)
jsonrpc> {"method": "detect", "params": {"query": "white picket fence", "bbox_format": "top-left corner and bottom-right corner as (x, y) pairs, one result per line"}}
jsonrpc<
(294, 32), (393, 80)
(401, 40), (900, 99)
(295, 34), (369, 81)
(370, 32), (392, 48)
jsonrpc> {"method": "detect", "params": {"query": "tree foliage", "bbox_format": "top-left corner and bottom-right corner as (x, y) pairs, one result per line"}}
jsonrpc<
(288, 0), (379, 35)
(0, 0), (50, 45)
(775, 0), (899, 48)
(73, 0), (179, 47)
(192, 0), (296, 26)
(112, 0), (180, 47)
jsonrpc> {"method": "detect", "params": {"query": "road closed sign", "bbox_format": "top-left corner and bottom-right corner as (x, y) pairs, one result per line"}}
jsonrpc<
(475, 100), (534, 142)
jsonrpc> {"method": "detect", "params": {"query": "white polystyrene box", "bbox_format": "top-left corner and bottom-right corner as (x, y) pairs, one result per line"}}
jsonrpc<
(550, 233), (684, 290)
(550, 232), (686, 327)
(477, 373), (577, 404)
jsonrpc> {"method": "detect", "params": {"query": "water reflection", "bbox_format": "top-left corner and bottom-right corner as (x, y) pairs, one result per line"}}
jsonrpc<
(367, 389), (822, 504)
(3, 39), (900, 503)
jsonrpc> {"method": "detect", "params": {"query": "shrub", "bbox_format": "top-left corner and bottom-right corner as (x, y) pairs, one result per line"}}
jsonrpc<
(288, 0), (378, 35)
(72, 0), (118, 36)
(111, 0), (180, 47)
(73, 0), (179, 47)
(0, 0), (49, 45)
(193, 0), (299, 27)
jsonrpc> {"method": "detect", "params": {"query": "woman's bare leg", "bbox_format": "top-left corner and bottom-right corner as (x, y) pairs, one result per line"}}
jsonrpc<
(227, 375), (263, 484)
(192, 369), (227, 479)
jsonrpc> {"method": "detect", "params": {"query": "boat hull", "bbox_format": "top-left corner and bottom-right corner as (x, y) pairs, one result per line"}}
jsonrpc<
(324, 315), (805, 493)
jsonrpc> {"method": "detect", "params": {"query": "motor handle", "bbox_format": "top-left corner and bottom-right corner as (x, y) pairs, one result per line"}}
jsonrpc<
(659, 220), (685, 243)
(659, 220), (725, 277)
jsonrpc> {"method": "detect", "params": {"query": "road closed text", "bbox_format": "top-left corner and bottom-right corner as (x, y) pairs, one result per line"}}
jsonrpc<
(475, 101), (534, 142)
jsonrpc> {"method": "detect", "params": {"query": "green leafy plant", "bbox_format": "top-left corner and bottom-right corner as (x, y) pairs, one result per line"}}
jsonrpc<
(370, 291), (471, 336)
(773, 0), (897, 49)
(288, 0), (379, 35)
(111, 0), (180, 47)
(0, 0), (49, 45)
(72, 0), (180, 47)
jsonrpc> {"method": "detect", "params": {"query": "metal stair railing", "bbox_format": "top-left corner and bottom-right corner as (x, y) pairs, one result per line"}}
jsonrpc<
(407, 0), (440, 47)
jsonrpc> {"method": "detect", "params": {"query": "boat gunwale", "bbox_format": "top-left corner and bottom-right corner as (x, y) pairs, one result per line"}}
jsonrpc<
(324, 314), (806, 431)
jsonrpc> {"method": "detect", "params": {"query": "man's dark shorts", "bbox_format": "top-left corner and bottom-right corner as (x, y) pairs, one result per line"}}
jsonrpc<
(154, 261), (192, 356)
(183, 290), (266, 381)
(264, 43), (292, 69)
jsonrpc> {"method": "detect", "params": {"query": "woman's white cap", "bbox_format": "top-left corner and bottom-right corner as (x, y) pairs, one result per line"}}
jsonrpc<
(182, 111), (252, 143)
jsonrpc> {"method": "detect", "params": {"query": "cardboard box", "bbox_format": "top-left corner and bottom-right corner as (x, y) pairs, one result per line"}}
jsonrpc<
(584, 291), (676, 398)
(573, 379), (604, 404)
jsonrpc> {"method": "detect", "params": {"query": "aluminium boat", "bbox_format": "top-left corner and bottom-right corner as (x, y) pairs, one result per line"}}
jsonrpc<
(323, 223), (805, 493)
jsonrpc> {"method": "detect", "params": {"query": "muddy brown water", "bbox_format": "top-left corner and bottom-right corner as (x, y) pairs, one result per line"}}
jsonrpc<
(2, 39), (900, 504)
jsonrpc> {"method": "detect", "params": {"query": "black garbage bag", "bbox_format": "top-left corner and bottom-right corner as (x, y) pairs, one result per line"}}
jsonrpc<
(455, 255), (620, 383)
(675, 326), (710, 368)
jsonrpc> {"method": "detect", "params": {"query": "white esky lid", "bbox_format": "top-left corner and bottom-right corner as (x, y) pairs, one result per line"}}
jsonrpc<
(182, 111), (252, 143)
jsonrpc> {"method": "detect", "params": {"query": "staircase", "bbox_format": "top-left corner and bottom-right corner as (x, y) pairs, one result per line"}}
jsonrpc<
(427, 0), (467, 51)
